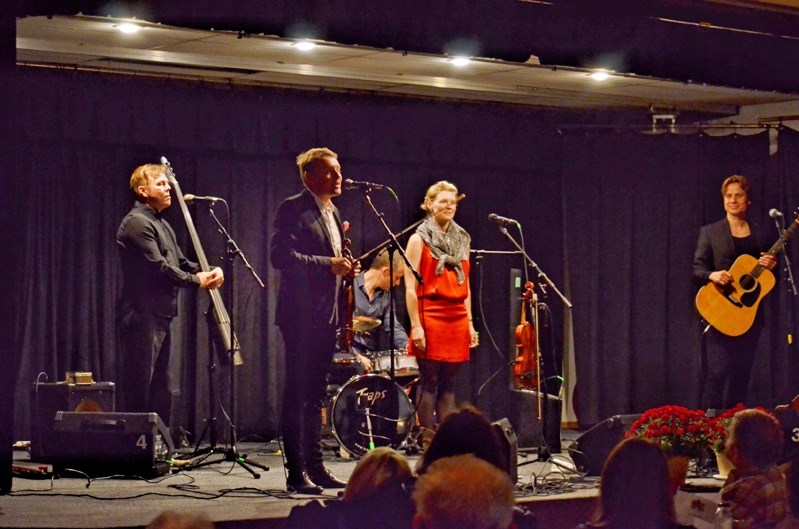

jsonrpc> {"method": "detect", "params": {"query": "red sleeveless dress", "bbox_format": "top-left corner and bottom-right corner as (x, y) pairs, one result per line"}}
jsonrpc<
(408, 244), (470, 362)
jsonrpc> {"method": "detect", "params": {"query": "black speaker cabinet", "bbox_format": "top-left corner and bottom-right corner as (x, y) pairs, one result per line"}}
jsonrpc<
(568, 414), (641, 476)
(775, 409), (799, 464)
(48, 412), (174, 477)
(30, 381), (116, 461)
(508, 389), (562, 453)
(492, 418), (518, 484)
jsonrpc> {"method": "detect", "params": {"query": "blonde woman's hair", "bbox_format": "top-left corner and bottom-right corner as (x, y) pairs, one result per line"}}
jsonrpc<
(420, 181), (458, 213)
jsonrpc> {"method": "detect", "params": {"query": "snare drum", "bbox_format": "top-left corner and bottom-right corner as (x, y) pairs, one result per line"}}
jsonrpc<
(330, 374), (414, 457)
(368, 350), (419, 380)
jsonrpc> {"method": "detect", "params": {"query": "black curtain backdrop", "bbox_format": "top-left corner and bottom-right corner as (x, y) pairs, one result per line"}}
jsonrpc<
(10, 68), (799, 443)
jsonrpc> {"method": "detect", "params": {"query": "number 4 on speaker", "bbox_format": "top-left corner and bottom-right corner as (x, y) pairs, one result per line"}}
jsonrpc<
(137, 434), (148, 450)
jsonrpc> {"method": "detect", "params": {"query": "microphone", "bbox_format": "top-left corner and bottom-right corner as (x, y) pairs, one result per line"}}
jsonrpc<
(184, 194), (223, 204)
(343, 179), (387, 190)
(769, 208), (784, 219)
(488, 213), (519, 227)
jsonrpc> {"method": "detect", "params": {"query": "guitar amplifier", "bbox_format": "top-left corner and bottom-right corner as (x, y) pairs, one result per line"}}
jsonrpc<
(48, 412), (174, 477)
(30, 381), (116, 461)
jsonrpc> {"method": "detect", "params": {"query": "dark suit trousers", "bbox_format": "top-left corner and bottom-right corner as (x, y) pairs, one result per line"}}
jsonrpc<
(702, 325), (760, 410)
(118, 309), (174, 424)
(280, 324), (337, 473)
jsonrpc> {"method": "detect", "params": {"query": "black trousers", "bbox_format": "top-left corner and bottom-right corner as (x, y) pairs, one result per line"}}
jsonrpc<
(118, 309), (174, 424)
(279, 324), (337, 474)
(701, 324), (761, 410)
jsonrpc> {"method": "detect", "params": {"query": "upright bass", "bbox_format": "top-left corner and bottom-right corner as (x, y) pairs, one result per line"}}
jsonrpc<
(162, 158), (243, 365)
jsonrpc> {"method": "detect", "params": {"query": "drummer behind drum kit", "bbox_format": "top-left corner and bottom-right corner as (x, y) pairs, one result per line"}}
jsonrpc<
(325, 316), (419, 457)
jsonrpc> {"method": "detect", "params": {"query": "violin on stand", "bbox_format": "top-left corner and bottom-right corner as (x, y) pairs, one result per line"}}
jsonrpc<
(513, 281), (543, 419)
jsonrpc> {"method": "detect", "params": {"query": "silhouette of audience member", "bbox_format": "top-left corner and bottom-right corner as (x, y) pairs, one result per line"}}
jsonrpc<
(417, 404), (506, 476)
(722, 409), (788, 529)
(285, 446), (415, 529)
(777, 455), (799, 529)
(574, 438), (685, 529)
(413, 454), (515, 529)
(416, 404), (536, 528)
(147, 511), (214, 529)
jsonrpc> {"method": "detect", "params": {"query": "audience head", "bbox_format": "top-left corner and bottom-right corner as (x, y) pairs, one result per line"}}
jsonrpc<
(343, 446), (414, 502)
(413, 454), (515, 529)
(417, 404), (507, 476)
(726, 409), (783, 470)
(147, 511), (214, 529)
(590, 437), (675, 529)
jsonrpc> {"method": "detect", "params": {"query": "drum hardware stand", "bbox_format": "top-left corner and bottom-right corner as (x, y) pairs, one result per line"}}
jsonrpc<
(351, 186), (423, 452)
(185, 201), (269, 478)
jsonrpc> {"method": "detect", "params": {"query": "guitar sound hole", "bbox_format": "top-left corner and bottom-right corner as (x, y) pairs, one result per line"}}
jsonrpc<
(738, 273), (756, 292)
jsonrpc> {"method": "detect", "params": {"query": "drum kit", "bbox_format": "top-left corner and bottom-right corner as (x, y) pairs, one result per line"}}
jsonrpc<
(326, 316), (419, 457)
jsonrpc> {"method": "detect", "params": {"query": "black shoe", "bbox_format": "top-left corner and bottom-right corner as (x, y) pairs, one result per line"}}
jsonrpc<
(308, 467), (347, 489)
(286, 471), (323, 495)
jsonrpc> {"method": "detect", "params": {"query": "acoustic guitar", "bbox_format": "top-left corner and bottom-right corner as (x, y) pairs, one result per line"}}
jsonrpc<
(695, 213), (799, 336)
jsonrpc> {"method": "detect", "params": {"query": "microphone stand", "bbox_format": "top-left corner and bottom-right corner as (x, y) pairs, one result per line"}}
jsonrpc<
(352, 187), (421, 451)
(773, 214), (798, 296)
(187, 202), (268, 478)
(494, 225), (572, 464)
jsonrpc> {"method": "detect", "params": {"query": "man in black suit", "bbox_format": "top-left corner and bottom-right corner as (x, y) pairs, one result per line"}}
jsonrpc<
(271, 147), (359, 494)
(117, 163), (224, 424)
(692, 174), (776, 410)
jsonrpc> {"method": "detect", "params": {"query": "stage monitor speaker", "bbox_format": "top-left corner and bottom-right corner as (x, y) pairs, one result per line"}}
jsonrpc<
(48, 412), (174, 477)
(568, 414), (641, 476)
(508, 389), (562, 453)
(30, 381), (115, 461)
(492, 418), (518, 484)
(774, 409), (799, 464)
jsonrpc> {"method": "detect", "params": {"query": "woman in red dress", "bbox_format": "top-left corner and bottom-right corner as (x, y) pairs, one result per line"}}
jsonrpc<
(404, 181), (479, 448)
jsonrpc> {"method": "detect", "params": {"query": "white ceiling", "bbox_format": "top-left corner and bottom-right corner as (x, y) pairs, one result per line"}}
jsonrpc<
(16, 14), (799, 116)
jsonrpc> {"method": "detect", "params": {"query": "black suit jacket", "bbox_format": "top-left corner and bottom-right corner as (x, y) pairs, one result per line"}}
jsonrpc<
(692, 217), (771, 288)
(271, 189), (345, 331)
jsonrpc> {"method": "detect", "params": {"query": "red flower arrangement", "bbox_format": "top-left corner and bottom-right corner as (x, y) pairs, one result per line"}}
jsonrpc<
(626, 405), (714, 456)
(707, 403), (776, 453)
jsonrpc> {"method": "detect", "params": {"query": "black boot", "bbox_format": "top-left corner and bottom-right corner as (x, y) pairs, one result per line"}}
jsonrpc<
(308, 467), (347, 489)
(305, 402), (347, 489)
(286, 470), (323, 495)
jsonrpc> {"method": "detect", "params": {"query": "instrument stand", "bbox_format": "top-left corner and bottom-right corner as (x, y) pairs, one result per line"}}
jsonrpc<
(185, 203), (268, 478)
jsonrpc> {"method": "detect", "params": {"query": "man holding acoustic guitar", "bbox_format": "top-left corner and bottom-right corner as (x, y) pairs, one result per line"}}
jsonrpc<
(692, 174), (777, 411)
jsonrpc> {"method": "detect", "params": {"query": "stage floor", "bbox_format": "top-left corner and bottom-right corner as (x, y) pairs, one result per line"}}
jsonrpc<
(0, 435), (724, 529)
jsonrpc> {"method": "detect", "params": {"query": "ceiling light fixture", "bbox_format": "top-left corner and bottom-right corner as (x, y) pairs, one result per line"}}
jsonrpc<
(115, 22), (142, 34)
(451, 56), (471, 67)
(294, 40), (316, 51)
(589, 70), (610, 81)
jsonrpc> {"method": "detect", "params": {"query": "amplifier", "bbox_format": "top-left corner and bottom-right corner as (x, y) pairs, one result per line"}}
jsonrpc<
(30, 381), (116, 461)
(49, 412), (174, 477)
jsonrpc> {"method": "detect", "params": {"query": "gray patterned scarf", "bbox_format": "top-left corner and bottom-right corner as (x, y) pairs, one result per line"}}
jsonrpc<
(416, 216), (471, 284)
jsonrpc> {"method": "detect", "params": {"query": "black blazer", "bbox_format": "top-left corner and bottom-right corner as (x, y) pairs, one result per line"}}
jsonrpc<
(692, 218), (771, 288)
(270, 189), (346, 331)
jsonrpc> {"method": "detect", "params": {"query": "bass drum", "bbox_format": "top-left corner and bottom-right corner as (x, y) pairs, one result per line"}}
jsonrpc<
(330, 374), (414, 457)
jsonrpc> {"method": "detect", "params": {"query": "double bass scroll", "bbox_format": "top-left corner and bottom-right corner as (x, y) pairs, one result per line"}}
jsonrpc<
(162, 158), (243, 366)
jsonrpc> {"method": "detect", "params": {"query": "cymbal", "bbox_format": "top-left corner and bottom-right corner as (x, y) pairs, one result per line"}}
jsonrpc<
(350, 315), (381, 332)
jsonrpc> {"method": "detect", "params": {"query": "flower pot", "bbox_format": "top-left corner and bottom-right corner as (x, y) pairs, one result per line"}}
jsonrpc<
(667, 454), (690, 494)
(714, 450), (735, 480)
